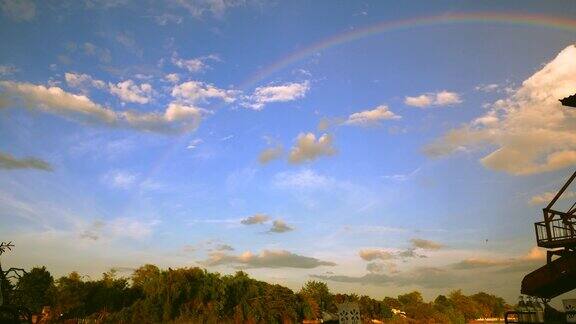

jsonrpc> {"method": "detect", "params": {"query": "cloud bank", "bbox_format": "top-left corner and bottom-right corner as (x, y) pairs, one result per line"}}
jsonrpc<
(0, 81), (202, 134)
(425, 45), (576, 175)
(203, 249), (336, 269)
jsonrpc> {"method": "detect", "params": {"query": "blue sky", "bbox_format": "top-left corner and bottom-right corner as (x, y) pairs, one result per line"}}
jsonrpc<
(1, 0), (576, 303)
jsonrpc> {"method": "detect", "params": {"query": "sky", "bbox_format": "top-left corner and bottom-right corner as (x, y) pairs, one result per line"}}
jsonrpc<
(1, 0), (576, 304)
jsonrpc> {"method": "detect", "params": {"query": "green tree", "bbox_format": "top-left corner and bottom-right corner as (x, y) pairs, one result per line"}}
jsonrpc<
(449, 290), (482, 321)
(383, 296), (402, 310)
(299, 280), (332, 313)
(17, 266), (55, 313)
(471, 292), (507, 318)
(131, 264), (160, 292)
(397, 291), (423, 307)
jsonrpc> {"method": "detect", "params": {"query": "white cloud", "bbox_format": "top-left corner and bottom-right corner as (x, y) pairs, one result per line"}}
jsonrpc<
(81, 42), (112, 63)
(77, 215), (159, 241)
(171, 80), (238, 104)
(214, 244), (234, 251)
(288, 132), (335, 163)
(1, 0), (35, 21)
(405, 90), (462, 108)
(84, 0), (129, 9)
(404, 94), (431, 107)
(0, 151), (52, 171)
(0, 81), (202, 134)
(358, 239), (438, 262)
(475, 83), (500, 92)
(359, 249), (395, 261)
(155, 13), (183, 25)
(268, 219), (294, 233)
(425, 45), (576, 175)
(65, 72), (106, 91)
(115, 32), (143, 57)
(202, 249), (336, 269)
(344, 105), (400, 126)
(0, 64), (18, 76)
(435, 90), (462, 106)
(172, 54), (219, 73)
(175, 0), (248, 18)
(186, 138), (203, 150)
(529, 190), (576, 205)
(258, 145), (283, 164)
(240, 214), (270, 225)
(123, 102), (202, 133)
(273, 169), (330, 189)
(1, 81), (117, 122)
(102, 170), (137, 189)
(109, 80), (153, 104)
(108, 217), (159, 239)
(410, 238), (444, 250)
(366, 262), (398, 274)
(382, 167), (420, 182)
(245, 81), (309, 110)
(164, 73), (180, 84)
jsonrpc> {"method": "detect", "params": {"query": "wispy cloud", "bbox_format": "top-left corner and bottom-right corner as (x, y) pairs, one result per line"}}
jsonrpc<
(529, 190), (576, 205)
(78, 217), (160, 241)
(382, 167), (420, 182)
(258, 145), (283, 164)
(175, 0), (252, 18)
(243, 81), (309, 110)
(187, 138), (203, 150)
(172, 54), (219, 73)
(273, 169), (330, 189)
(1, 0), (36, 21)
(0, 64), (19, 77)
(0, 151), (52, 171)
(451, 247), (545, 271)
(312, 266), (459, 289)
(102, 170), (138, 189)
(410, 238), (444, 250)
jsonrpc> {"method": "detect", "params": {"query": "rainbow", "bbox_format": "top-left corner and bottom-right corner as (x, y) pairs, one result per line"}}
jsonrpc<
(240, 12), (576, 88)
(143, 12), (575, 180)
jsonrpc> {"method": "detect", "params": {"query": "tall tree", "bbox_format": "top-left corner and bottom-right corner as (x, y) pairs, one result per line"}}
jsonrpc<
(17, 266), (55, 313)
(299, 280), (332, 313)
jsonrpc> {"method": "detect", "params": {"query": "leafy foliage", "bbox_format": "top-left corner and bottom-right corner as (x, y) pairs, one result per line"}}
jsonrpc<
(10, 265), (510, 323)
(16, 266), (55, 313)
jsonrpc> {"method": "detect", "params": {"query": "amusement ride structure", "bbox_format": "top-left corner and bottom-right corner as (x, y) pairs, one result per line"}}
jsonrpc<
(505, 94), (576, 323)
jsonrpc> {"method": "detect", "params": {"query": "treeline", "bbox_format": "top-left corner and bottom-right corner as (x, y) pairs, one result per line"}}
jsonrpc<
(7, 265), (510, 323)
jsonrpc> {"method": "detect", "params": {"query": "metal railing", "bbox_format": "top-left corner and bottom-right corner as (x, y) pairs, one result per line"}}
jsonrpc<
(535, 218), (576, 246)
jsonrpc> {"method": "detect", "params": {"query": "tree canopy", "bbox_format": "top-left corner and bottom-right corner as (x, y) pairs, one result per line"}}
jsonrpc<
(3, 264), (511, 323)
